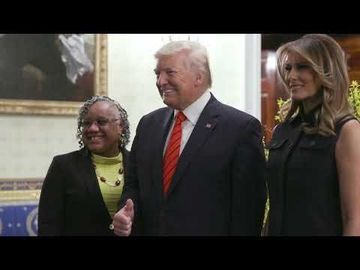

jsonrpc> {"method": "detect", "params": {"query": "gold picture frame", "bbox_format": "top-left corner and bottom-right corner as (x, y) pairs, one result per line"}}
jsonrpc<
(0, 34), (107, 115)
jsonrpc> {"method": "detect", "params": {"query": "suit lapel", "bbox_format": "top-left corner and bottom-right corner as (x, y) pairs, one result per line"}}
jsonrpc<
(122, 148), (130, 181)
(166, 97), (219, 197)
(152, 108), (174, 198)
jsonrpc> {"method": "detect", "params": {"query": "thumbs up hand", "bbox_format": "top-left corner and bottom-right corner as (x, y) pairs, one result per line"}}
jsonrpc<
(112, 199), (134, 236)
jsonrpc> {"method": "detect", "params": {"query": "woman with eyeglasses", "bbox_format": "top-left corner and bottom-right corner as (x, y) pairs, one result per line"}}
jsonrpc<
(38, 96), (130, 236)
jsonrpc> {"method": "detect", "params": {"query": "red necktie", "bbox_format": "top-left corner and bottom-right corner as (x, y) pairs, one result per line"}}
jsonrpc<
(163, 111), (187, 194)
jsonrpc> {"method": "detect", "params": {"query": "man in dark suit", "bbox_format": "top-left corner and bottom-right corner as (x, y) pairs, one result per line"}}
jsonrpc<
(113, 40), (266, 236)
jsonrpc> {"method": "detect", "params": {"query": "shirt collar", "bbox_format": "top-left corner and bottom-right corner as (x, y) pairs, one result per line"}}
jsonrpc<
(174, 90), (211, 125)
(290, 104), (322, 127)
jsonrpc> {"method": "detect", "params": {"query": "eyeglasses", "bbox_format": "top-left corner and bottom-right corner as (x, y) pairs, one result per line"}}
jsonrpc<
(80, 118), (120, 130)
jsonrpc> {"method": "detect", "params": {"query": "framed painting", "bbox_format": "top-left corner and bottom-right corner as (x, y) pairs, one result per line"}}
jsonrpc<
(0, 34), (107, 115)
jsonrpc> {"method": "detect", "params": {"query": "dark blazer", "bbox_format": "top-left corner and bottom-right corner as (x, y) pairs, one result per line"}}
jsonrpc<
(121, 94), (266, 236)
(38, 147), (129, 236)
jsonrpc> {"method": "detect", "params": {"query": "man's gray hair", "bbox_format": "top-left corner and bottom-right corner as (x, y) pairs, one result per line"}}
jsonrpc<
(155, 40), (212, 88)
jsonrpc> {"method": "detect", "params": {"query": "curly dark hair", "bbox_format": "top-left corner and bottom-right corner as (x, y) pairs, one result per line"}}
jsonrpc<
(76, 96), (130, 149)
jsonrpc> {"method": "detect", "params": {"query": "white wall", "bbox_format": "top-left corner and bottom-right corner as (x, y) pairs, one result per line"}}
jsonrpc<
(0, 115), (78, 178)
(108, 34), (262, 146)
(0, 34), (261, 179)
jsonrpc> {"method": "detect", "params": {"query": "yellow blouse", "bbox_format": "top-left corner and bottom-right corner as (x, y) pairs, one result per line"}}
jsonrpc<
(91, 152), (124, 218)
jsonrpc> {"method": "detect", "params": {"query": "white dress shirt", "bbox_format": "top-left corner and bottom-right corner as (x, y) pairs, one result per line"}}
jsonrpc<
(163, 90), (211, 156)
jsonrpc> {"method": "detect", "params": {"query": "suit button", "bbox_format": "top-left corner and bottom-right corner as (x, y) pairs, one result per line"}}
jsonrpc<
(109, 223), (114, 230)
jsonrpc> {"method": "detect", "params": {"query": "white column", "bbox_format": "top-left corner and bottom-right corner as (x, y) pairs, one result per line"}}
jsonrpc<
(244, 34), (261, 120)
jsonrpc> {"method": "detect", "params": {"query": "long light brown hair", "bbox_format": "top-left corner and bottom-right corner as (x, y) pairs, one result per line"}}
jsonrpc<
(277, 34), (352, 136)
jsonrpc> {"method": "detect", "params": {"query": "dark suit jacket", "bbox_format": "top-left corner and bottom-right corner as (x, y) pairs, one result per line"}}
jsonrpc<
(38, 147), (129, 236)
(121, 94), (266, 236)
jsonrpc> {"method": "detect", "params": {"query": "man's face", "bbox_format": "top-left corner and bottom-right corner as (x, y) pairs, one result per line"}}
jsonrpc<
(154, 52), (203, 110)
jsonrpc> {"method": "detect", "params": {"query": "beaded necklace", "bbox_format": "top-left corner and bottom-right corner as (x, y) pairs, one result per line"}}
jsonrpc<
(95, 166), (124, 187)
(92, 153), (123, 187)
